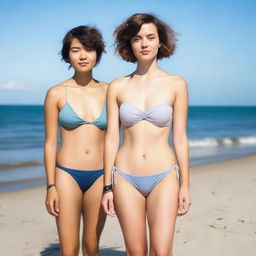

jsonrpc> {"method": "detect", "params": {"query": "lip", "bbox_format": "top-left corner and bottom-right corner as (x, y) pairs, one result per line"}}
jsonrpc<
(78, 62), (89, 66)
(140, 50), (150, 55)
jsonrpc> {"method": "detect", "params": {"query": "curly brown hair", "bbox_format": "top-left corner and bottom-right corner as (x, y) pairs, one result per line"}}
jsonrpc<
(114, 13), (177, 63)
(61, 25), (105, 66)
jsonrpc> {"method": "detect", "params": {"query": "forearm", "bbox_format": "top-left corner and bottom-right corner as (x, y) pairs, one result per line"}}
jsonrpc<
(173, 135), (190, 188)
(104, 133), (119, 185)
(44, 141), (57, 185)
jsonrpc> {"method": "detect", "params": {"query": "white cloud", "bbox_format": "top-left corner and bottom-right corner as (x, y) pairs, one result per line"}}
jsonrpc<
(0, 81), (29, 90)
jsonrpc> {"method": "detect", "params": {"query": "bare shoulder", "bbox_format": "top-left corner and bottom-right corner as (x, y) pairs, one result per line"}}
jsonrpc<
(108, 77), (128, 92)
(162, 72), (187, 91)
(172, 75), (187, 89)
(45, 82), (66, 102)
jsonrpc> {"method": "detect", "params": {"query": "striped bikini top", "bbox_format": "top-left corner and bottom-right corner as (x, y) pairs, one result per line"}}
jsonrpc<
(120, 102), (173, 128)
(59, 86), (107, 130)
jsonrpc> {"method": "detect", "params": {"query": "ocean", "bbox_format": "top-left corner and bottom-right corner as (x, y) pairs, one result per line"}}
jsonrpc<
(0, 105), (256, 192)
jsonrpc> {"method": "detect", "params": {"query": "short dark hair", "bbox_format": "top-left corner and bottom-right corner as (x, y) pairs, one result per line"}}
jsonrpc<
(114, 13), (177, 63)
(61, 25), (105, 65)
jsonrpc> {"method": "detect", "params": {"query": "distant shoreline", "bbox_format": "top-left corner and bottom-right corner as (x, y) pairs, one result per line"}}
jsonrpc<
(1, 104), (256, 107)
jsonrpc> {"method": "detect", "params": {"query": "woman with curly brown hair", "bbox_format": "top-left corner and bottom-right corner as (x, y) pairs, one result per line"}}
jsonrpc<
(44, 26), (107, 256)
(102, 14), (191, 255)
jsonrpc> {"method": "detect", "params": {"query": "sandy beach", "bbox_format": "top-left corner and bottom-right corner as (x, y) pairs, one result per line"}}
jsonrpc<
(0, 154), (255, 256)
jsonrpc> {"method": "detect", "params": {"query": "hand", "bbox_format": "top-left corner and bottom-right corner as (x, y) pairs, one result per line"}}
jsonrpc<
(101, 191), (115, 217)
(177, 185), (191, 216)
(45, 187), (59, 217)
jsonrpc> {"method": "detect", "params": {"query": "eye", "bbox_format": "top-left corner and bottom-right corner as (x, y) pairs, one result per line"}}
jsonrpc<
(86, 47), (94, 52)
(70, 48), (79, 53)
(149, 37), (155, 40)
(133, 37), (140, 42)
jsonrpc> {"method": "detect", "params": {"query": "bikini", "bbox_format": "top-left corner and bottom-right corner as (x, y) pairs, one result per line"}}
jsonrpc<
(113, 102), (179, 197)
(58, 86), (107, 129)
(56, 86), (107, 192)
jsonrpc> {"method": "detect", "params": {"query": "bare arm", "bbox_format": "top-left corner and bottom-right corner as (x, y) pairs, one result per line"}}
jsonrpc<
(172, 77), (189, 188)
(44, 87), (59, 216)
(44, 88), (59, 185)
(172, 77), (191, 216)
(103, 80), (120, 185)
(102, 80), (120, 216)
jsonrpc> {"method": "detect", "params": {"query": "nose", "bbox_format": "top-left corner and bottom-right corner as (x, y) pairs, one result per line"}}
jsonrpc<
(79, 50), (87, 60)
(141, 38), (148, 49)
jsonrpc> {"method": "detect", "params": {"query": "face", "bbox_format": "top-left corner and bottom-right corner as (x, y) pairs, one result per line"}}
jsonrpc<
(131, 23), (161, 62)
(68, 38), (97, 72)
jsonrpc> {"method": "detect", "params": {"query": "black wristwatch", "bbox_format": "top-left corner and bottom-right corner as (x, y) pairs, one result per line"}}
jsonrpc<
(103, 184), (113, 193)
(47, 184), (56, 190)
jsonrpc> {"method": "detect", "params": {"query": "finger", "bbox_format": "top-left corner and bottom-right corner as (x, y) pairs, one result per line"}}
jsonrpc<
(180, 203), (189, 215)
(184, 200), (190, 212)
(45, 201), (53, 215)
(177, 201), (188, 217)
(55, 199), (60, 213)
(102, 200), (111, 215)
(177, 208), (188, 217)
(178, 199), (184, 211)
(108, 200), (116, 216)
(49, 202), (58, 217)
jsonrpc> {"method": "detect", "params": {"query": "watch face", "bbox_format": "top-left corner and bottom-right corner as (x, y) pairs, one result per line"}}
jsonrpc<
(104, 184), (113, 192)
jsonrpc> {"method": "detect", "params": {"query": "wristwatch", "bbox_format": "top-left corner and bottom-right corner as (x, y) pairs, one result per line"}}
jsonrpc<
(47, 184), (56, 190)
(103, 184), (113, 193)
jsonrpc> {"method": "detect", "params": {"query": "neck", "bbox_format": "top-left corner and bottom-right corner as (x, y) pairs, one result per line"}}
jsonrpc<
(72, 71), (94, 87)
(135, 58), (158, 76)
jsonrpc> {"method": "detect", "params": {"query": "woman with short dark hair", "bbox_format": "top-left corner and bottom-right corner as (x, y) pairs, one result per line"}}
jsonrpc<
(102, 14), (191, 255)
(44, 25), (107, 256)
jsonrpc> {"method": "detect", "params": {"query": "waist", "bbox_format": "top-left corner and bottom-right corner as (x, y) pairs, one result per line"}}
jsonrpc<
(115, 144), (176, 174)
(57, 146), (104, 170)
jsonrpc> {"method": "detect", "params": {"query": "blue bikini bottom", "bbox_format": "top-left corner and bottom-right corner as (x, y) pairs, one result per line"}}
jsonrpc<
(112, 164), (179, 197)
(56, 163), (104, 193)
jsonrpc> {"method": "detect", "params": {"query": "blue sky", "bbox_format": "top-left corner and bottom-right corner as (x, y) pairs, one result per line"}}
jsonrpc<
(0, 0), (255, 105)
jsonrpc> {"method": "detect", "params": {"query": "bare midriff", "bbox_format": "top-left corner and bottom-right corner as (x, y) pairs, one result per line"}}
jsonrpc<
(57, 125), (105, 170)
(115, 120), (176, 175)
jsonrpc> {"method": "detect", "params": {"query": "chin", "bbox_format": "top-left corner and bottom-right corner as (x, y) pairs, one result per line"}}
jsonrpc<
(75, 66), (93, 73)
(138, 55), (156, 62)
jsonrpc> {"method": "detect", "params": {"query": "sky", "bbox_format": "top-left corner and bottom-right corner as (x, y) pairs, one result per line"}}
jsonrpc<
(0, 0), (255, 106)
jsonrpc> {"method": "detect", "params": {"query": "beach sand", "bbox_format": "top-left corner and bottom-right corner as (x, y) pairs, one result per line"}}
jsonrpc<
(0, 154), (255, 256)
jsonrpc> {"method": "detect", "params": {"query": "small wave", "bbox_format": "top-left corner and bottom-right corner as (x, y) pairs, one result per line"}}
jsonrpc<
(0, 161), (43, 170)
(189, 135), (256, 148)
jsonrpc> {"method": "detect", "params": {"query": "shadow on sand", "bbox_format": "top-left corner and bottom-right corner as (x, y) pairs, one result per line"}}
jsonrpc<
(40, 243), (125, 255)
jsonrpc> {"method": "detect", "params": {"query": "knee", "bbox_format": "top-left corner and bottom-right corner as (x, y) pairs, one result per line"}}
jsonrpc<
(149, 246), (172, 256)
(82, 239), (99, 256)
(61, 245), (79, 256)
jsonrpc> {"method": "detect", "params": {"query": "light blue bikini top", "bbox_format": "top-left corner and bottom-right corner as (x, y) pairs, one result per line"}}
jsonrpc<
(59, 86), (107, 130)
(120, 102), (172, 128)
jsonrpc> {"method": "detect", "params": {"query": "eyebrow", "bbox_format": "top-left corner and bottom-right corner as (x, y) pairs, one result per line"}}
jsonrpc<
(134, 33), (156, 38)
(147, 33), (156, 37)
(70, 46), (81, 50)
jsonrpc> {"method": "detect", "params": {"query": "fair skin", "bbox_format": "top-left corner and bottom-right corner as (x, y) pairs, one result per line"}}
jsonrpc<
(44, 37), (107, 256)
(102, 23), (191, 255)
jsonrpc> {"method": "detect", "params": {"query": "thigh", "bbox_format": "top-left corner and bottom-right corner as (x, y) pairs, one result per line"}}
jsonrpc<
(113, 172), (147, 254)
(82, 175), (106, 243)
(55, 167), (83, 249)
(147, 170), (179, 254)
